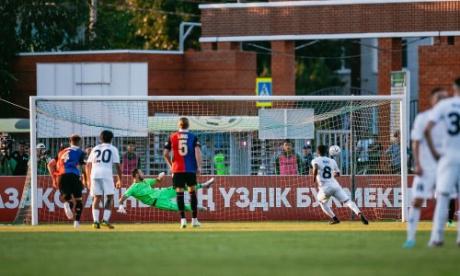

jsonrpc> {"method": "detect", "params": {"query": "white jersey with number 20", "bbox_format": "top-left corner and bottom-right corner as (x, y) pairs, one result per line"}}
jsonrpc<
(87, 143), (120, 179)
(311, 156), (340, 186)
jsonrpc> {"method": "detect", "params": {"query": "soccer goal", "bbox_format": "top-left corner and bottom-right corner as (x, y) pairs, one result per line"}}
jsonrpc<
(26, 95), (408, 225)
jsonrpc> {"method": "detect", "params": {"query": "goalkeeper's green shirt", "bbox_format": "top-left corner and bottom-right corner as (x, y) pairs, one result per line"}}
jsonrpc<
(124, 179), (159, 206)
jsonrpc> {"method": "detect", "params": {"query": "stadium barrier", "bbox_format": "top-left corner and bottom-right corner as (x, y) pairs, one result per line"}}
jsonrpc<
(0, 175), (431, 223)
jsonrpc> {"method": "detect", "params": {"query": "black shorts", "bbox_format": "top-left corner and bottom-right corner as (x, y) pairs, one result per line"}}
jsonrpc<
(172, 172), (197, 189)
(58, 173), (83, 198)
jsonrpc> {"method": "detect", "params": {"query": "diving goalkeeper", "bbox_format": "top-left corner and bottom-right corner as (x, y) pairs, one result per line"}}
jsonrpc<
(117, 168), (214, 214)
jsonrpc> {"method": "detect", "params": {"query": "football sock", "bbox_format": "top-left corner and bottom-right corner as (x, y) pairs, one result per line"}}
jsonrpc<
(407, 206), (421, 241)
(177, 192), (185, 219)
(75, 200), (83, 222)
(448, 199), (456, 223)
(430, 194), (449, 243)
(92, 208), (100, 223)
(190, 191), (198, 219)
(319, 202), (335, 218)
(103, 209), (111, 222)
(344, 200), (361, 216)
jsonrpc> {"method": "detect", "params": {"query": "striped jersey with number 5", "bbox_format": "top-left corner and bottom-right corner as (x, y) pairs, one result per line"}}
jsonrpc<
(164, 130), (200, 173)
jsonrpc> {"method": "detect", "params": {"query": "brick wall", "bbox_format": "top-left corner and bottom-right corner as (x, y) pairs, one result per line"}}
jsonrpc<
(419, 42), (460, 111)
(201, 1), (460, 38)
(9, 49), (258, 118)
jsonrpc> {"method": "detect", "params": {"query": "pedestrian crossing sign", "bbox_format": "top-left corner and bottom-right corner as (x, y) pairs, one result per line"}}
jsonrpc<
(256, 78), (272, 107)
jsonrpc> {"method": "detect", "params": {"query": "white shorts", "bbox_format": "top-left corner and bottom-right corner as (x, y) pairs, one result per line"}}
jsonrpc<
(436, 157), (460, 196)
(90, 178), (115, 196)
(412, 172), (436, 200)
(317, 182), (349, 203)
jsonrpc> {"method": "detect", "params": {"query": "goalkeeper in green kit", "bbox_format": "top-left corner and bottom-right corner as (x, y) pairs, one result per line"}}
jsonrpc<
(117, 168), (214, 214)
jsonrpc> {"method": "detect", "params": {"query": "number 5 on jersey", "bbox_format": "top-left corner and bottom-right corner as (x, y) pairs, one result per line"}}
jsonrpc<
(179, 139), (188, 156)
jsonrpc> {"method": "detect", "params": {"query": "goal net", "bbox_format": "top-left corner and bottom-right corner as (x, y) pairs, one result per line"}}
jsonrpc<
(25, 95), (408, 225)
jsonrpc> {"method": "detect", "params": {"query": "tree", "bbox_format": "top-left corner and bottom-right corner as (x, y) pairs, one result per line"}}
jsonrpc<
(127, 0), (200, 50)
(0, 1), (20, 98)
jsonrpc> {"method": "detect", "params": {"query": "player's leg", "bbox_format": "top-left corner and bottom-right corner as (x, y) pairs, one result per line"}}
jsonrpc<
(334, 184), (368, 225)
(72, 174), (84, 228)
(154, 198), (193, 212)
(90, 178), (103, 228)
(187, 173), (200, 227)
(448, 199), (456, 227)
(101, 178), (115, 229)
(173, 173), (187, 228)
(59, 174), (74, 220)
(404, 175), (433, 248)
(317, 187), (339, 224)
(429, 160), (456, 246)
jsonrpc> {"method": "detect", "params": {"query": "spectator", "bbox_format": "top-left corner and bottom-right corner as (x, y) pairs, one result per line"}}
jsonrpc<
(12, 142), (29, 175)
(385, 130), (401, 174)
(122, 142), (141, 175)
(356, 137), (372, 174)
(0, 135), (16, 175)
(368, 135), (382, 174)
(275, 139), (303, 175)
(301, 145), (314, 175)
(213, 150), (228, 175)
(37, 143), (52, 175)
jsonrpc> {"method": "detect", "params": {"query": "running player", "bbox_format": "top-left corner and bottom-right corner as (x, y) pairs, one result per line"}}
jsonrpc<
(425, 78), (460, 247)
(117, 169), (214, 213)
(403, 87), (449, 248)
(86, 130), (122, 229)
(312, 145), (369, 225)
(49, 135), (86, 228)
(163, 117), (202, 228)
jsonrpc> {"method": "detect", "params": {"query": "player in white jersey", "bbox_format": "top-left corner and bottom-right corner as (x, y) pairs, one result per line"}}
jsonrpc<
(311, 145), (369, 225)
(403, 87), (449, 248)
(86, 130), (122, 229)
(425, 78), (460, 247)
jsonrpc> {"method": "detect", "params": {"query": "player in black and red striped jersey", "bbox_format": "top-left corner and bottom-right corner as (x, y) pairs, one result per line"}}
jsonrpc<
(163, 117), (202, 229)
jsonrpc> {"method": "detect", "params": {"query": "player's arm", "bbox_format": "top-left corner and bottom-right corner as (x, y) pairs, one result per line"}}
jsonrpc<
(112, 147), (122, 189)
(163, 137), (173, 171)
(412, 140), (422, 175)
(115, 163), (122, 188)
(119, 194), (129, 205)
(333, 160), (340, 177)
(424, 121), (440, 161)
(117, 186), (133, 214)
(47, 159), (58, 189)
(195, 144), (202, 175)
(411, 115), (424, 175)
(312, 163), (319, 185)
(79, 152), (88, 187)
(86, 162), (92, 186)
(150, 172), (165, 187)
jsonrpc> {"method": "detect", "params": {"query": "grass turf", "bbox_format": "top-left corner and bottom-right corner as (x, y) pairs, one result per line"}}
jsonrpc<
(0, 222), (458, 276)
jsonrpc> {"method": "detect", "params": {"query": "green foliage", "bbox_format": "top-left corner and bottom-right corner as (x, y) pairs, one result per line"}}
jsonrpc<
(0, 1), (20, 97)
(295, 40), (348, 94)
(127, 0), (200, 50)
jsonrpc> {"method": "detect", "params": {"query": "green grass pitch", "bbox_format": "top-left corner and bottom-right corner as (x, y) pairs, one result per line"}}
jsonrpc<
(0, 222), (458, 276)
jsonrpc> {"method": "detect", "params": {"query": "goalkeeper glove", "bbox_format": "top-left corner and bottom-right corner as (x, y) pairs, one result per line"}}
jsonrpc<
(117, 205), (127, 214)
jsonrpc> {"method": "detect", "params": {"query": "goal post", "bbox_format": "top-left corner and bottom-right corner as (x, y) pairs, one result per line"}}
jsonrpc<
(28, 95), (408, 225)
